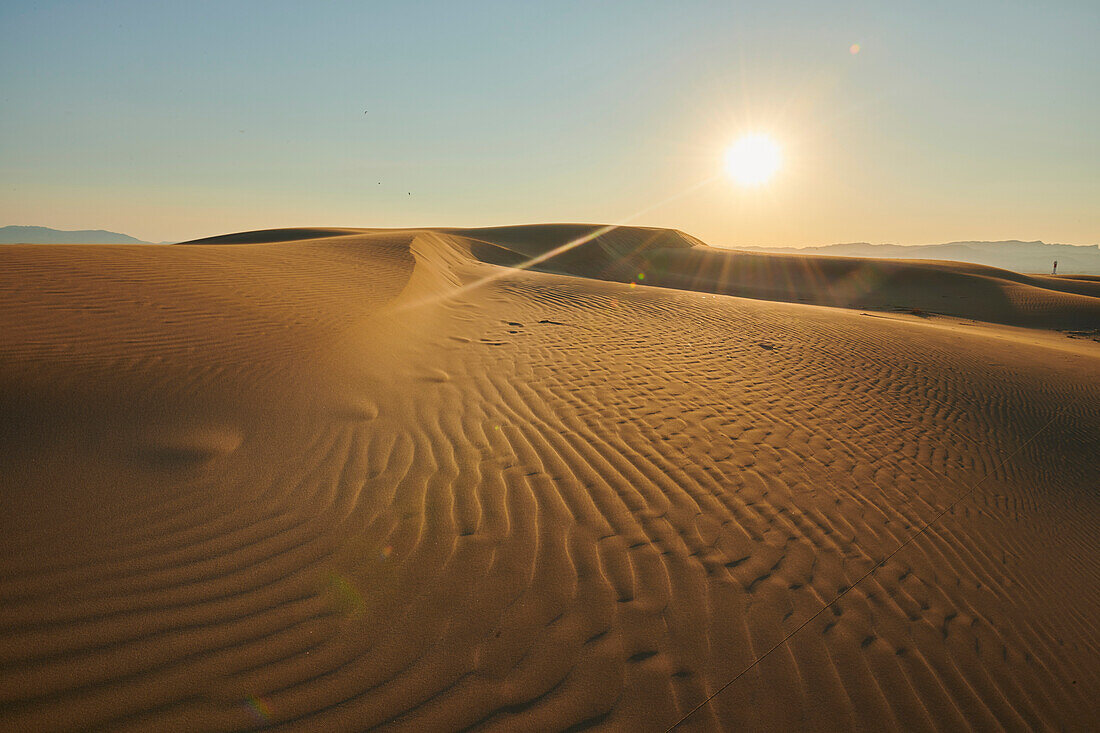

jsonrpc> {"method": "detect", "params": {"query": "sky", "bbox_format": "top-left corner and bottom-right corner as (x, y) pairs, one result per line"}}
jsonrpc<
(1, 0), (1097, 246)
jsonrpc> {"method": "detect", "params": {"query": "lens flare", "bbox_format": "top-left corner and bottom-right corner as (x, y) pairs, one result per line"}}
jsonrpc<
(326, 570), (366, 617)
(245, 695), (272, 723)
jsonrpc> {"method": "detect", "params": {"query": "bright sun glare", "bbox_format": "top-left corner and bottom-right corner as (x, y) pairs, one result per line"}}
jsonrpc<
(724, 134), (781, 186)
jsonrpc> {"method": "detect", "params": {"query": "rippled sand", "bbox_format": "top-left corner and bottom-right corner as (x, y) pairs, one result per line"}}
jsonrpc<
(2, 226), (1098, 730)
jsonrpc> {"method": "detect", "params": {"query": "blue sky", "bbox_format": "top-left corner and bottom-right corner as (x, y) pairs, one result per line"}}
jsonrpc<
(1, 1), (1097, 244)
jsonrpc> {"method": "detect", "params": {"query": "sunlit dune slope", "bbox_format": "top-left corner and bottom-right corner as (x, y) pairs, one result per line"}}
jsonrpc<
(1, 226), (1098, 731)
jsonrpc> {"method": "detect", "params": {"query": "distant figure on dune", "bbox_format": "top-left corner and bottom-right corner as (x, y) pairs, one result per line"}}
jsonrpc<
(1053, 260), (1058, 275)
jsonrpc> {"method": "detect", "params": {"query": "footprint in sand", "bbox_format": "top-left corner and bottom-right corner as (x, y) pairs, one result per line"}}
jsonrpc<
(420, 368), (451, 383)
(137, 426), (243, 468)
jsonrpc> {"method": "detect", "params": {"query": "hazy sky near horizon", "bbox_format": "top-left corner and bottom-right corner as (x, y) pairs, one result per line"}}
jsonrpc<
(2, 1), (1097, 245)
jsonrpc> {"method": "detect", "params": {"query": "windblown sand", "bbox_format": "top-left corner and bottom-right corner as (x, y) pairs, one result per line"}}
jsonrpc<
(2, 226), (1098, 730)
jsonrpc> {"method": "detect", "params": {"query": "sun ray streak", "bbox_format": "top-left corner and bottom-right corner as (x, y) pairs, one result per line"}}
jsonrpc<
(391, 175), (721, 314)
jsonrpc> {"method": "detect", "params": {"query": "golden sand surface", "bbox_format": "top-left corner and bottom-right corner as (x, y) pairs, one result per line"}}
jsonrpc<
(2, 225), (1098, 730)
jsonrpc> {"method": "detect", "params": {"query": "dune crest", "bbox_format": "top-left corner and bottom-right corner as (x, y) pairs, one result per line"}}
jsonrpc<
(1, 226), (1098, 730)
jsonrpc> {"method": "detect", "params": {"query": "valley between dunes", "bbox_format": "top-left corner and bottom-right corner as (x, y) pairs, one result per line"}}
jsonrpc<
(1, 225), (1098, 731)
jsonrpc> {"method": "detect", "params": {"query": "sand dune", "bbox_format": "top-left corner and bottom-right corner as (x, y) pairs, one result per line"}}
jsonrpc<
(1, 226), (1098, 730)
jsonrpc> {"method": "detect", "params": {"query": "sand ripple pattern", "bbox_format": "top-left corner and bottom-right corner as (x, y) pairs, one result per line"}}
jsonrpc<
(1, 228), (1098, 731)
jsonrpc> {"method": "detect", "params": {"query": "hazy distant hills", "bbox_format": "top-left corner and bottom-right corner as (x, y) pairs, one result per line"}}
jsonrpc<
(735, 240), (1100, 275)
(0, 226), (149, 244)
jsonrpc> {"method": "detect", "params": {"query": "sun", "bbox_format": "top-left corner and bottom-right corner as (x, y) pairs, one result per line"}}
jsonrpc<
(724, 134), (782, 186)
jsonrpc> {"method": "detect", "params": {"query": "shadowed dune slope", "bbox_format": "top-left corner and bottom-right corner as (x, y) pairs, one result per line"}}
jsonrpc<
(1, 226), (1098, 731)
(183, 228), (370, 245)
(450, 224), (1100, 330)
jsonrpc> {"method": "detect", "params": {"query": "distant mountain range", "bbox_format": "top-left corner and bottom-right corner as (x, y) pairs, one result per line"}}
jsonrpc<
(0, 226), (150, 244)
(734, 240), (1100, 275)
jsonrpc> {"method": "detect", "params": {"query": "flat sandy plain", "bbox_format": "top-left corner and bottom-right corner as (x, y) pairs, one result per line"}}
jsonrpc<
(1, 225), (1098, 730)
